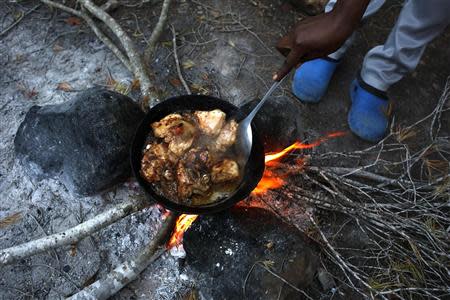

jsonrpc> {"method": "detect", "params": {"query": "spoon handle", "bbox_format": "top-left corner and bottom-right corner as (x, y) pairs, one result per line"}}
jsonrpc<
(243, 76), (286, 125)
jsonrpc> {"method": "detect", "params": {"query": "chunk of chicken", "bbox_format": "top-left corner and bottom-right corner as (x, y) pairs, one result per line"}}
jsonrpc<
(151, 114), (197, 157)
(176, 148), (211, 198)
(151, 114), (183, 140)
(194, 109), (226, 136)
(211, 159), (240, 183)
(212, 120), (238, 152)
(140, 143), (170, 182)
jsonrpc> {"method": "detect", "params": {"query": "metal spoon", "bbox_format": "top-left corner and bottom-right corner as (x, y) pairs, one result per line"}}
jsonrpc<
(235, 77), (286, 163)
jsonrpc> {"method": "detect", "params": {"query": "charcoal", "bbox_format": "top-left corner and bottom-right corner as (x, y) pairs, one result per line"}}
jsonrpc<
(14, 88), (144, 196)
(184, 206), (319, 300)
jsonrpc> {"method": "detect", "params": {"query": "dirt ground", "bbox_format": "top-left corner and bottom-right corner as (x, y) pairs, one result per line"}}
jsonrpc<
(1, 0), (449, 299)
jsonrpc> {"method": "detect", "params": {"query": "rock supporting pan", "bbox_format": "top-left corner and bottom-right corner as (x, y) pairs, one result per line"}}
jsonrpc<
(130, 95), (265, 214)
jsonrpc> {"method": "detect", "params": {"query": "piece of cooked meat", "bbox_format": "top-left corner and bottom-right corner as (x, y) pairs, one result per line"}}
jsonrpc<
(168, 133), (195, 157)
(176, 148), (211, 198)
(140, 143), (170, 182)
(151, 114), (183, 140)
(144, 142), (169, 160)
(211, 159), (240, 183)
(194, 109), (226, 136)
(212, 119), (238, 152)
(152, 114), (198, 157)
(141, 159), (164, 182)
(140, 142), (181, 183)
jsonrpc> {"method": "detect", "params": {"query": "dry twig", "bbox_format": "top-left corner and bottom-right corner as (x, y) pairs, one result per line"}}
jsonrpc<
(259, 77), (450, 299)
(78, 0), (154, 101)
(0, 198), (146, 266)
(67, 212), (178, 300)
(145, 0), (173, 60)
(171, 25), (191, 95)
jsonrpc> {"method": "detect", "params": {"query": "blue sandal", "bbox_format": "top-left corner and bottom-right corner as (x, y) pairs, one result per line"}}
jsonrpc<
(348, 76), (390, 142)
(291, 57), (339, 103)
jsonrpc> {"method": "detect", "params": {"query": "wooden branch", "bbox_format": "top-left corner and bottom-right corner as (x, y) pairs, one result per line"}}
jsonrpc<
(0, 198), (146, 266)
(145, 0), (173, 60)
(101, 0), (120, 12)
(40, 0), (133, 73)
(67, 212), (178, 300)
(170, 25), (191, 95)
(78, 0), (156, 104)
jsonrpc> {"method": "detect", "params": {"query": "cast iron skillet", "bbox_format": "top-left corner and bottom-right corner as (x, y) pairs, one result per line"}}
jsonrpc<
(130, 95), (265, 215)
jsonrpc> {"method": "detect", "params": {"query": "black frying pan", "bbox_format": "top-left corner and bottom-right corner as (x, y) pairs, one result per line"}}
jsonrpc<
(130, 95), (265, 215)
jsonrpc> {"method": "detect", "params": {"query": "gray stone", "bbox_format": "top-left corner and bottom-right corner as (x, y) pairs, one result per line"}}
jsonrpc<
(184, 207), (319, 300)
(14, 88), (144, 196)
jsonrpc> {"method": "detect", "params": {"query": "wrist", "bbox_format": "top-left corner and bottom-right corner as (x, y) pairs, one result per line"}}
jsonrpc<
(331, 0), (370, 31)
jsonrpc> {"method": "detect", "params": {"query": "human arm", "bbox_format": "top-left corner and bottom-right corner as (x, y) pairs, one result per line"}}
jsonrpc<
(274, 0), (371, 81)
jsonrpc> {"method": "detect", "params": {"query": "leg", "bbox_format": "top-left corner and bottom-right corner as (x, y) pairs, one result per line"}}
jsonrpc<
(327, 0), (386, 60)
(291, 0), (386, 103)
(349, 0), (450, 142)
(361, 0), (450, 91)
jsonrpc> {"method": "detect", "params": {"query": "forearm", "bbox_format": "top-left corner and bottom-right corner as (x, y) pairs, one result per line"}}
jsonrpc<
(331, 0), (371, 31)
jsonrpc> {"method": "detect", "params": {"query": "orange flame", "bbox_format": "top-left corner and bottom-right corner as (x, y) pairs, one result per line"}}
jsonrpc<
(166, 131), (346, 248)
(167, 214), (198, 249)
(253, 131), (346, 195)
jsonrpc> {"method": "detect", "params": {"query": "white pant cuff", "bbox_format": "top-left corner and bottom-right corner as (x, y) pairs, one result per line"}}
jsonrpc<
(360, 71), (390, 92)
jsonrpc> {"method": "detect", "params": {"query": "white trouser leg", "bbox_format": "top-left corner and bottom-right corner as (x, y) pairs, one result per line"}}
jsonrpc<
(326, 0), (386, 60)
(361, 0), (450, 91)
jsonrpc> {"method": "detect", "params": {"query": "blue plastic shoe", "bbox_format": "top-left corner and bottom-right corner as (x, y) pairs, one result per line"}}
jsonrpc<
(292, 57), (339, 103)
(348, 77), (390, 142)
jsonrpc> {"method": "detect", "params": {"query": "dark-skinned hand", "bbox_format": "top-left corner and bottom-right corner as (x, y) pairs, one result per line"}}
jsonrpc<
(274, 0), (370, 81)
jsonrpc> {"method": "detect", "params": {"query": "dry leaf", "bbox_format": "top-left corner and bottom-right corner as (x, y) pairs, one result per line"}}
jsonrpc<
(182, 59), (196, 70)
(57, 82), (73, 92)
(113, 82), (130, 95)
(191, 83), (209, 94)
(0, 212), (22, 229)
(53, 43), (64, 52)
(210, 10), (220, 18)
(130, 78), (140, 90)
(70, 244), (77, 257)
(183, 289), (199, 300)
(161, 41), (173, 48)
(169, 78), (182, 87)
(106, 75), (116, 87)
(26, 87), (38, 99)
(65, 17), (81, 26)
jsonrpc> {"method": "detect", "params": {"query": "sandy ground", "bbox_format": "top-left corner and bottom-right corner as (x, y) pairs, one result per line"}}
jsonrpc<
(1, 0), (449, 299)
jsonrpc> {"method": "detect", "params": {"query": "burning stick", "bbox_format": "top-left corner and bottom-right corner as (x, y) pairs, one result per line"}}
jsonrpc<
(167, 214), (198, 249)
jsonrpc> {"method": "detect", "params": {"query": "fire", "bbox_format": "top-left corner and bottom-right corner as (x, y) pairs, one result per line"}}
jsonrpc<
(253, 131), (346, 195)
(166, 131), (346, 249)
(167, 214), (198, 249)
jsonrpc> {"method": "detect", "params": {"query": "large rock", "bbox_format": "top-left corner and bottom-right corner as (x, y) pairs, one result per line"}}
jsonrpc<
(14, 88), (144, 195)
(184, 207), (319, 300)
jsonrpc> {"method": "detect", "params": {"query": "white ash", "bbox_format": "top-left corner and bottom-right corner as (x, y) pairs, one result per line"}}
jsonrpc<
(0, 7), (185, 300)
